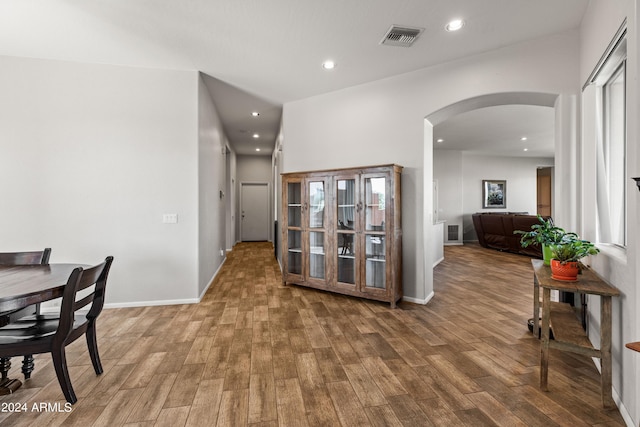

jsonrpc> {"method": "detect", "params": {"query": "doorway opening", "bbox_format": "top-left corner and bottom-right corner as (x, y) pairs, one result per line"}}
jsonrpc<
(425, 91), (571, 303)
(537, 167), (553, 217)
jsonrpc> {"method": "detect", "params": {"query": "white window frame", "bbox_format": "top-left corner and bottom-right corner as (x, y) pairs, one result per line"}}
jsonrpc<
(586, 25), (627, 249)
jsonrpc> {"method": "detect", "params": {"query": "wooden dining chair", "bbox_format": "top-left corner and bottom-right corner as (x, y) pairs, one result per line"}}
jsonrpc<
(0, 256), (113, 404)
(0, 248), (52, 381)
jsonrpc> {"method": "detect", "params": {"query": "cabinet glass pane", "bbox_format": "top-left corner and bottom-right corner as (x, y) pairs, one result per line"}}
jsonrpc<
(337, 178), (356, 284)
(365, 177), (385, 231)
(309, 181), (325, 228)
(337, 179), (356, 230)
(337, 235), (355, 284)
(287, 182), (302, 227)
(287, 230), (302, 275)
(365, 235), (385, 288)
(309, 231), (325, 279)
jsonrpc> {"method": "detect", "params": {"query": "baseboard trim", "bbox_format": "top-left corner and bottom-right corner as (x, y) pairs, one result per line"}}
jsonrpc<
(104, 298), (200, 309)
(197, 256), (227, 300)
(402, 291), (434, 305)
(591, 358), (634, 427)
(433, 256), (444, 267)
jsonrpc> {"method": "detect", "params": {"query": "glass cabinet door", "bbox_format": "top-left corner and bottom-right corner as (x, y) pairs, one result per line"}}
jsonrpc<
(336, 179), (356, 284)
(307, 180), (326, 280)
(286, 181), (302, 276)
(364, 176), (386, 289)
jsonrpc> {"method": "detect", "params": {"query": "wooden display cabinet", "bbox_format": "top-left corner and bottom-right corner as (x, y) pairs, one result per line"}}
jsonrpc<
(281, 164), (402, 307)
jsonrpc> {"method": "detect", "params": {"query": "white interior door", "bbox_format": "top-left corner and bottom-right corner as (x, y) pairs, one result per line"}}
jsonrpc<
(241, 183), (269, 241)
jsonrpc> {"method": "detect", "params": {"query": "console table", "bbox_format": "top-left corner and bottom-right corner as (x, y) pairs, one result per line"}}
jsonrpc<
(531, 259), (620, 408)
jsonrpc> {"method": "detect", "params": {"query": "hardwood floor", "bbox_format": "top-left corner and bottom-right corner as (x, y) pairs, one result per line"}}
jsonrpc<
(0, 242), (626, 426)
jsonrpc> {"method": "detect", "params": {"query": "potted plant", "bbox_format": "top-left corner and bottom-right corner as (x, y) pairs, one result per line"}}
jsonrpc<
(549, 238), (599, 281)
(515, 216), (577, 265)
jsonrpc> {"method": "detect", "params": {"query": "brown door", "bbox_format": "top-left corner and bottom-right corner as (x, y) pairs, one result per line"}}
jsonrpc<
(537, 168), (552, 217)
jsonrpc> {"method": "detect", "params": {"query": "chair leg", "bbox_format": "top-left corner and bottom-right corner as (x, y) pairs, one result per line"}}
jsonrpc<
(86, 322), (103, 375)
(0, 357), (10, 380)
(21, 355), (34, 380)
(51, 348), (76, 404)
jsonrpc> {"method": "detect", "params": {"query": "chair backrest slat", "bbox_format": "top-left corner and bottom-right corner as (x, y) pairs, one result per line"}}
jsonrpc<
(74, 294), (95, 312)
(0, 248), (51, 266)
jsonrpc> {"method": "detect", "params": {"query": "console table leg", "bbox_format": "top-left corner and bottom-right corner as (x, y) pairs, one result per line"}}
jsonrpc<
(533, 274), (540, 338)
(601, 296), (614, 408)
(540, 288), (551, 391)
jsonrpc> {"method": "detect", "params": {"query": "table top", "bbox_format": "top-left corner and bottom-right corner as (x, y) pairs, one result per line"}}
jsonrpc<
(531, 259), (620, 297)
(0, 264), (86, 313)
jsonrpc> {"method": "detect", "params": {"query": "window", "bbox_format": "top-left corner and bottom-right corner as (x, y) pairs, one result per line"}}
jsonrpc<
(591, 32), (627, 247)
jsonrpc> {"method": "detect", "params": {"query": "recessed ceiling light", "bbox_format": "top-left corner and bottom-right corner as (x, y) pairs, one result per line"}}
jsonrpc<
(256, 148), (261, 152)
(524, 148), (529, 152)
(445, 19), (465, 32)
(253, 133), (259, 139)
(322, 60), (336, 70)
(521, 137), (528, 141)
(436, 138), (444, 143)
(251, 112), (260, 117)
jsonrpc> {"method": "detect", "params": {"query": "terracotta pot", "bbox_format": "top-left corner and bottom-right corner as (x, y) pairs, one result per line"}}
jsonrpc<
(550, 259), (579, 282)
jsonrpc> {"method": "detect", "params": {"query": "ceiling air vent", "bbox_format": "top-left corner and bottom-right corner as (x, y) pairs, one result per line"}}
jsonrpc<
(380, 25), (424, 47)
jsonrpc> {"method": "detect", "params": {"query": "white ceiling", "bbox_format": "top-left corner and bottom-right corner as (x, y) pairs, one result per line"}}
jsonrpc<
(0, 0), (588, 156)
(434, 105), (555, 158)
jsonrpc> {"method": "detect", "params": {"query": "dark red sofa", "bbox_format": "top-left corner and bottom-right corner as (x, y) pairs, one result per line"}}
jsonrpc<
(471, 213), (547, 258)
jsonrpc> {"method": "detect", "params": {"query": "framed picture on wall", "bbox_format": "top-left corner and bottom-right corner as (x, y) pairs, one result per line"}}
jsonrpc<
(482, 180), (506, 209)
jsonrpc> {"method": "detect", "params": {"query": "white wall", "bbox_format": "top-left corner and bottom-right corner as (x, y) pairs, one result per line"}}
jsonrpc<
(434, 149), (554, 241)
(237, 155), (273, 182)
(580, 1), (638, 425)
(461, 154), (554, 240)
(198, 75), (228, 296)
(0, 55), (216, 306)
(283, 31), (581, 303)
(433, 150), (463, 241)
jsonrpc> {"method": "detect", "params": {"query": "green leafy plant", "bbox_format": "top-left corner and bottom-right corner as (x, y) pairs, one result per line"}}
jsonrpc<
(550, 238), (599, 264)
(515, 215), (577, 247)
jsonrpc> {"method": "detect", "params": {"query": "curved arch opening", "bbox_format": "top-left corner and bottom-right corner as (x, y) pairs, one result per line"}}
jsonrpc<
(427, 92), (558, 126)
(422, 91), (573, 305)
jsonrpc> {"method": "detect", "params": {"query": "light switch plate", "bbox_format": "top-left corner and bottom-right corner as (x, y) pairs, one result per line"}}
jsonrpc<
(163, 213), (178, 224)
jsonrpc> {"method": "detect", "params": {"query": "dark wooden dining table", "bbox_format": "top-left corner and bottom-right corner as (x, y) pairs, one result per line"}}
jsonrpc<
(0, 263), (86, 395)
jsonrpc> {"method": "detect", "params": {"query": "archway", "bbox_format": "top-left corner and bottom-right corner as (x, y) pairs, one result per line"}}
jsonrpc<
(422, 91), (577, 302)
(427, 92), (557, 126)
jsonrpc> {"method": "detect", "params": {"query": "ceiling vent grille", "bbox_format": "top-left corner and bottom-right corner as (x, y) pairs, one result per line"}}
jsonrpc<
(380, 25), (424, 47)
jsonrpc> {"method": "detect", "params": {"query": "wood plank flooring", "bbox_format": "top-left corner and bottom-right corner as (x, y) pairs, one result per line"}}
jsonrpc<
(0, 242), (626, 426)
